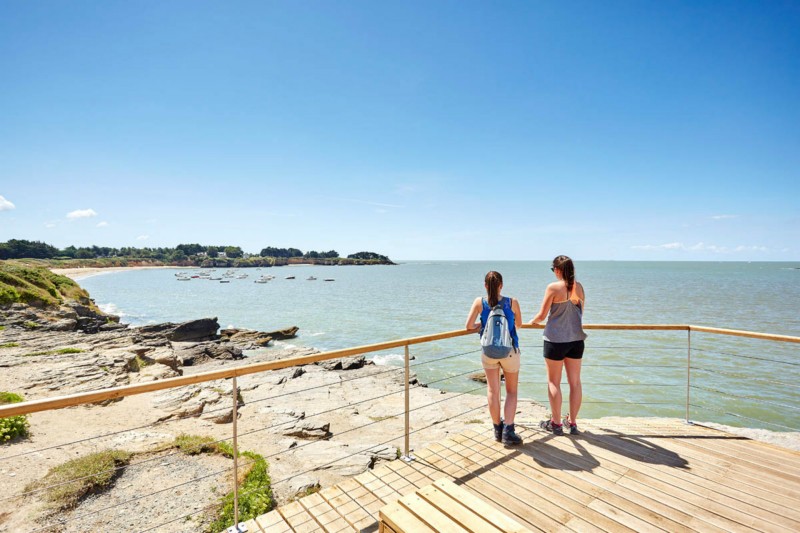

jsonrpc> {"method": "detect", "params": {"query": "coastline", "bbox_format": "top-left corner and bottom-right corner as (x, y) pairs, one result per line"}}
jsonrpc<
(51, 265), (179, 281)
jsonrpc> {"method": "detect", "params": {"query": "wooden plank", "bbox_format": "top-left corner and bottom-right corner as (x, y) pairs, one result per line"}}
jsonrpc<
(455, 431), (675, 533)
(585, 424), (798, 505)
(254, 509), (294, 533)
(454, 431), (679, 533)
(689, 325), (800, 343)
(431, 480), (532, 533)
(532, 425), (790, 532)
(278, 500), (319, 533)
(242, 518), (263, 533)
(398, 493), (472, 533)
(419, 442), (562, 532)
(320, 484), (371, 531)
(298, 491), (356, 532)
(379, 501), (436, 533)
(586, 424), (800, 520)
(416, 483), (506, 533)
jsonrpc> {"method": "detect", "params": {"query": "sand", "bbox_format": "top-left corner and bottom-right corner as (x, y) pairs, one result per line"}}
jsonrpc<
(51, 266), (179, 281)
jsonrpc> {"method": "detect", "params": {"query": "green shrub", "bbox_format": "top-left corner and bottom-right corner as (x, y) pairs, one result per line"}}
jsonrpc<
(0, 392), (30, 442)
(0, 342), (19, 348)
(25, 450), (131, 510)
(208, 450), (273, 533)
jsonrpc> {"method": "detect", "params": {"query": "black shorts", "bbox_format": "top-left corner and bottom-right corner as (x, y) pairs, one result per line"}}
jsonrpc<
(543, 340), (585, 361)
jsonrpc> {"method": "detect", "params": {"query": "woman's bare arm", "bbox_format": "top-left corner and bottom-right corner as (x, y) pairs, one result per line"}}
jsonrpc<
(465, 297), (483, 331)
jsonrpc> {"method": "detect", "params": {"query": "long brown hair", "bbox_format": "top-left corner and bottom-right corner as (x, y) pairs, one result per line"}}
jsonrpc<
(552, 255), (575, 295)
(485, 271), (503, 307)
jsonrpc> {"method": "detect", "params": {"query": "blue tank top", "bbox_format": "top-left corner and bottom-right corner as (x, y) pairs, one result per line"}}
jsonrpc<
(480, 296), (519, 349)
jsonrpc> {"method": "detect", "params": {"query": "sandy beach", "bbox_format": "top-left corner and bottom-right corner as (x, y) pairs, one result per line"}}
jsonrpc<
(51, 265), (179, 281)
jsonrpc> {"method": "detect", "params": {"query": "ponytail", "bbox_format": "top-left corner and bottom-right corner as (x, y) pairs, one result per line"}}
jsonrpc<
(552, 255), (575, 295)
(485, 271), (503, 307)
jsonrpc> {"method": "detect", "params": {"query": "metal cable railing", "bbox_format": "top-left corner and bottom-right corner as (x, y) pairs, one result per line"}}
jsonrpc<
(30, 372), (486, 532)
(2, 323), (798, 533)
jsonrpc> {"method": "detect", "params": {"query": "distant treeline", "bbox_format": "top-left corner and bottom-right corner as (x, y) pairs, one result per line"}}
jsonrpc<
(0, 239), (393, 266)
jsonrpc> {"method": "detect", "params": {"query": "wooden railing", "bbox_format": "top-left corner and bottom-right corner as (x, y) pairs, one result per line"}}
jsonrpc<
(1, 323), (797, 532)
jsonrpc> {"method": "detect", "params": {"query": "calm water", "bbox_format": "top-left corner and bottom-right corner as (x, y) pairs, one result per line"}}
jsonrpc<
(79, 261), (800, 431)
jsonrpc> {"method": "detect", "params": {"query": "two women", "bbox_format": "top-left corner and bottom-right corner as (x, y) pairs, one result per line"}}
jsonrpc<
(466, 256), (586, 442)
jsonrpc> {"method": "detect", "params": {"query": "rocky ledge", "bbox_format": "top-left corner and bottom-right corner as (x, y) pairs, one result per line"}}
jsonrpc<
(0, 300), (533, 532)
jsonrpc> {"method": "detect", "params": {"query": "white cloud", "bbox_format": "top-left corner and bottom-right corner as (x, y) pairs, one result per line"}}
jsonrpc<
(45, 223), (56, 228)
(96, 221), (109, 228)
(632, 242), (769, 254)
(710, 214), (737, 220)
(136, 235), (149, 240)
(67, 208), (98, 219)
(631, 242), (683, 251)
(0, 195), (15, 211)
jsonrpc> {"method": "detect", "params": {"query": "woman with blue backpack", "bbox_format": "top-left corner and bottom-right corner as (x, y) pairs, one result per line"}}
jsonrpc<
(465, 270), (524, 446)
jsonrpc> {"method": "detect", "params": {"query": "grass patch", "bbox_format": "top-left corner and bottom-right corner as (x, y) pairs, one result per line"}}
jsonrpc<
(173, 434), (228, 456)
(0, 325), (5, 330)
(22, 348), (85, 357)
(22, 321), (40, 330)
(26, 450), (131, 510)
(170, 435), (273, 532)
(0, 392), (30, 442)
(0, 342), (19, 348)
(0, 262), (95, 309)
(467, 419), (483, 424)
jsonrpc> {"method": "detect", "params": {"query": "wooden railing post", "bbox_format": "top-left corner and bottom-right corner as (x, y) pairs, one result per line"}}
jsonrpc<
(686, 329), (691, 425)
(232, 376), (242, 532)
(402, 343), (415, 462)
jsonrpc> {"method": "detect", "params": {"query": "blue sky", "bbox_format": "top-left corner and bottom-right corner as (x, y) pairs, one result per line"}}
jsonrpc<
(1, 1), (798, 260)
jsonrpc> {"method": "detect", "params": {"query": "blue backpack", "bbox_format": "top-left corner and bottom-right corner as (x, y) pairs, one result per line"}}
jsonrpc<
(480, 297), (516, 359)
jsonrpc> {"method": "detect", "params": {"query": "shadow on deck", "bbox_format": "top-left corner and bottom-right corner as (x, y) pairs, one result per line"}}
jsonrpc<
(244, 417), (799, 532)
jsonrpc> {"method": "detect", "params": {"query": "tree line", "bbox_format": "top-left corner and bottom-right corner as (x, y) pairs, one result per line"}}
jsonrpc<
(0, 239), (390, 263)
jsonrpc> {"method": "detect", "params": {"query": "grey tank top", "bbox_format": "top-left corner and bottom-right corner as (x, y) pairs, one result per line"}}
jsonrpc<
(543, 300), (587, 343)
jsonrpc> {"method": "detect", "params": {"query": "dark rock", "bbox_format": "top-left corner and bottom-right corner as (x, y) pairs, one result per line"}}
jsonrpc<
(317, 355), (367, 371)
(168, 318), (220, 342)
(99, 322), (129, 332)
(46, 318), (78, 332)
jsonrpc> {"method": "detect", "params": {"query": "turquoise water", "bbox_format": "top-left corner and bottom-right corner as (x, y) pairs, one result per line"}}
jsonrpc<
(79, 261), (800, 431)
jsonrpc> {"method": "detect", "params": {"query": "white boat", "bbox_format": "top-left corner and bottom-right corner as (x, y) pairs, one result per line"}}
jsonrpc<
(307, 276), (317, 280)
(254, 279), (268, 284)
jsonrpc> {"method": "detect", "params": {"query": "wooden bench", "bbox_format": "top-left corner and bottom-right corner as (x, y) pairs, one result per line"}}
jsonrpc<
(378, 478), (533, 533)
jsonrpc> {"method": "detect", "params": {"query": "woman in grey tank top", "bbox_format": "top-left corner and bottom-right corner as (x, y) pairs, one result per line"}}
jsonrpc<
(530, 255), (586, 436)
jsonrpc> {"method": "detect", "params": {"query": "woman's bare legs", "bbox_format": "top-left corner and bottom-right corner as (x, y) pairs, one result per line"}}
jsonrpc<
(484, 367), (502, 425)
(503, 371), (519, 425)
(564, 358), (583, 424)
(545, 359), (564, 422)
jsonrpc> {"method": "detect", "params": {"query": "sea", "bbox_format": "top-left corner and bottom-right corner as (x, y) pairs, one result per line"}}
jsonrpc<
(77, 261), (800, 432)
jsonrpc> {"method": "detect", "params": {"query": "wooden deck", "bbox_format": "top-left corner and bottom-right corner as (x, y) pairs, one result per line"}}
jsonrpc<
(243, 418), (800, 532)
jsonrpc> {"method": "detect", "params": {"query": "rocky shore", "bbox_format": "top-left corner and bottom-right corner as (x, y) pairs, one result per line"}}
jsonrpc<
(0, 296), (541, 532)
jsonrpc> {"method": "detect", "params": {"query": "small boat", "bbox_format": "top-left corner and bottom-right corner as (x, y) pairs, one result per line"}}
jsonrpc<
(220, 280), (231, 283)
(210, 277), (222, 280)
(324, 278), (335, 282)
(177, 277), (191, 281)
(285, 276), (295, 280)
(307, 276), (317, 281)
(254, 279), (268, 284)
(191, 275), (200, 278)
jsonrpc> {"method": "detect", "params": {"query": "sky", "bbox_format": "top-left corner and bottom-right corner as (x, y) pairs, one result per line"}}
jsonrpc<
(1, 1), (798, 261)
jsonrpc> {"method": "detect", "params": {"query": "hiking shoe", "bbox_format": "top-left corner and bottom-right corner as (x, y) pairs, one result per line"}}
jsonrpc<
(493, 421), (504, 442)
(539, 419), (564, 436)
(502, 424), (523, 446)
(568, 422), (579, 435)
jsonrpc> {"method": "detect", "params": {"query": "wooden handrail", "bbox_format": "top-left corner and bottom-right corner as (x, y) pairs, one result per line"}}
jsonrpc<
(1, 324), (797, 418)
